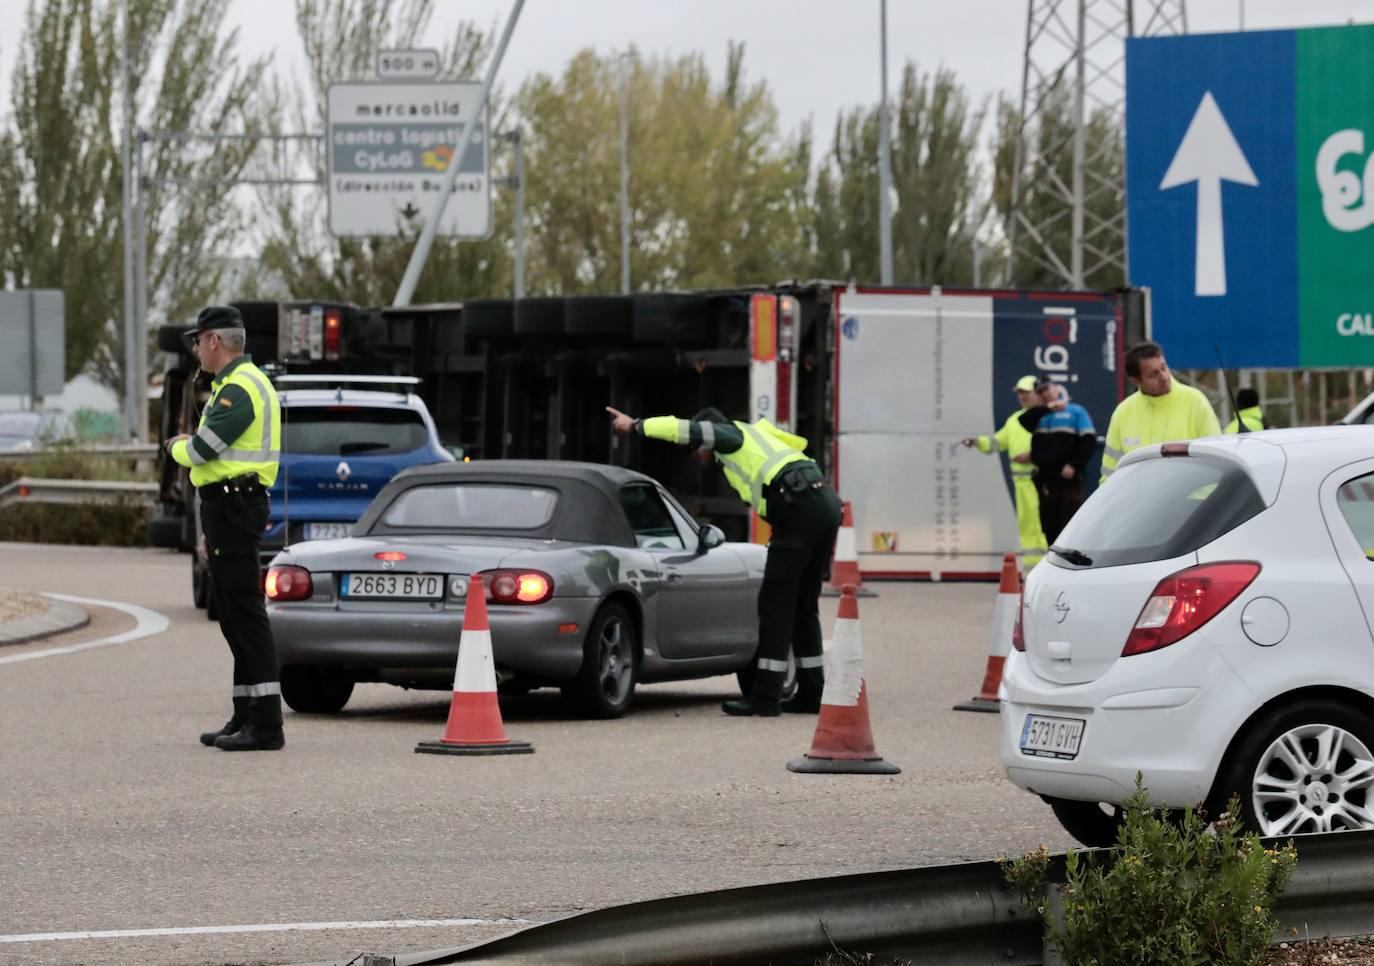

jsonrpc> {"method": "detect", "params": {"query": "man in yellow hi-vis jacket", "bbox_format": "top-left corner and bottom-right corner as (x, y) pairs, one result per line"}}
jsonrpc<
(961, 375), (1048, 567)
(1224, 387), (1266, 433)
(165, 306), (284, 752)
(607, 405), (842, 717)
(1101, 341), (1220, 483)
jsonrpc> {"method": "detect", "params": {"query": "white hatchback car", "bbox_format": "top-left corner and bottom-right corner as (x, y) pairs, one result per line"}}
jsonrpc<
(999, 427), (1374, 846)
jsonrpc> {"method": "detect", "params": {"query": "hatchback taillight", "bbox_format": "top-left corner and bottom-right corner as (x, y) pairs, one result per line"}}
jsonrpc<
(265, 565), (313, 601)
(1122, 561), (1260, 656)
(1012, 585), (1026, 652)
(479, 569), (554, 604)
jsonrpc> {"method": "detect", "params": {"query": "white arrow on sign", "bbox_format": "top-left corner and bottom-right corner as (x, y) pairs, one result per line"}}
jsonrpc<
(1159, 91), (1258, 298)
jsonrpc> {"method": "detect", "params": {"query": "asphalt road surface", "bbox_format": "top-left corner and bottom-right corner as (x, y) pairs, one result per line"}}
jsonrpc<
(0, 543), (1074, 966)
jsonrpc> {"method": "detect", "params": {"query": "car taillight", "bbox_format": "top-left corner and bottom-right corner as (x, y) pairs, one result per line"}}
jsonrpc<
(1012, 585), (1026, 651)
(1122, 561), (1260, 656)
(479, 569), (553, 604)
(265, 565), (313, 601)
(323, 309), (342, 361)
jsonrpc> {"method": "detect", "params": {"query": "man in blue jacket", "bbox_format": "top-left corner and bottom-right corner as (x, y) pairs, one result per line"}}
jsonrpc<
(1018, 379), (1097, 545)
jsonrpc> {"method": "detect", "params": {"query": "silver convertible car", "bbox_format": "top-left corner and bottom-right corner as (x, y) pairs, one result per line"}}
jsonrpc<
(266, 460), (783, 718)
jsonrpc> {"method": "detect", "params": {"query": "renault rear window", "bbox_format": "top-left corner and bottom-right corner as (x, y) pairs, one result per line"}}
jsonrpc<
(381, 484), (557, 529)
(1050, 456), (1265, 568)
(285, 406), (428, 456)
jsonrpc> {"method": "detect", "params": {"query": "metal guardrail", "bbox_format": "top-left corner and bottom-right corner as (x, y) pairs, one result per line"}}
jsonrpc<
(0, 443), (160, 464)
(301, 829), (1374, 966)
(0, 477), (157, 509)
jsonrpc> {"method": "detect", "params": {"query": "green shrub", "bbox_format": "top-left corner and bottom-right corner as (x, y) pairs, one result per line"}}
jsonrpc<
(0, 503), (150, 546)
(0, 447), (155, 546)
(0, 449), (153, 487)
(1002, 779), (1297, 966)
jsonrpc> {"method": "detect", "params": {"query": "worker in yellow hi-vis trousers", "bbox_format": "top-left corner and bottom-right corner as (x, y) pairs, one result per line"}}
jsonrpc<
(962, 375), (1048, 568)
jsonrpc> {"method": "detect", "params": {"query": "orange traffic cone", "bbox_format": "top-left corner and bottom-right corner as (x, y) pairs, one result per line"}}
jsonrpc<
(953, 553), (1020, 713)
(787, 585), (899, 775)
(416, 574), (533, 756)
(823, 501), (876, 597)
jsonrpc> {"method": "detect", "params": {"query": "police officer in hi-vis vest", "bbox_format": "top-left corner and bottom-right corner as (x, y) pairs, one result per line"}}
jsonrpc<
(165, 306), (285, 751)
(607, 405), (843, 717)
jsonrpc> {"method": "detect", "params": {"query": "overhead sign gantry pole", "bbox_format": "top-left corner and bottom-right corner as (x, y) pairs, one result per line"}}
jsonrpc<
(393, 0), (525, 307)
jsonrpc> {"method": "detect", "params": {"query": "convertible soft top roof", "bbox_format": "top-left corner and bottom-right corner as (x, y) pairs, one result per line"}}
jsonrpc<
(356, 460), (661, 546)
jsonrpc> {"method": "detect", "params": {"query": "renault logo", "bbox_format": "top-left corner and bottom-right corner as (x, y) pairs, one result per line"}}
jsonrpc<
(336, 461), (352, 482)
(1054, 591), (1071, 624)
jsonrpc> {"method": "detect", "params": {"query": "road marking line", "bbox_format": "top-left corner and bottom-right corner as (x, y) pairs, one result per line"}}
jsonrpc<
(0, 593), (169, 666)
(0, 916), (532, 944)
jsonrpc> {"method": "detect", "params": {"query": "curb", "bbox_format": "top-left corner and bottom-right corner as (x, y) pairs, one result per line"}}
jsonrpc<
(0, 593), (90, 645)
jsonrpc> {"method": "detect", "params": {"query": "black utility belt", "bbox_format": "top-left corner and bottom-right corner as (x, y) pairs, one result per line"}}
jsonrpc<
(768, 463), (825, 503)
(199, 475), (266, 499)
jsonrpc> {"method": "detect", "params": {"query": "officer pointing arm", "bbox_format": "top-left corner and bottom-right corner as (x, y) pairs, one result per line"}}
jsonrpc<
(607, 404), (843, 718)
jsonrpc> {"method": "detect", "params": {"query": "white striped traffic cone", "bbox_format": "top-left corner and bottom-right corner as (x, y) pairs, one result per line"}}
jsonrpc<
(953, 553), (1020, 713)
(787, 585), (899, 775)
(823, 501), (876, 597)
(416, 574), (533, 756)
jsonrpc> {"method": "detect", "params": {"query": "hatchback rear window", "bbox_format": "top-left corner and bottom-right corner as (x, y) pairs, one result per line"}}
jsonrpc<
(1336, 473), (1374, 559)
(381, 484), (558, 529)
(285, 406), (428, 456)
(1050, 456), (1265, 568)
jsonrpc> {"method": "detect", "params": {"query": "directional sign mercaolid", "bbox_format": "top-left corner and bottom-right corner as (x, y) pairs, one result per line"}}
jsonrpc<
(1127, 25), (1374, 367)
(326, 81), (490, 238)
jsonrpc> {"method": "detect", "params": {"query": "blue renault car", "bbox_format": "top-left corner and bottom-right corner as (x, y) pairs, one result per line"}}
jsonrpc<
(192, 376), (454, 615)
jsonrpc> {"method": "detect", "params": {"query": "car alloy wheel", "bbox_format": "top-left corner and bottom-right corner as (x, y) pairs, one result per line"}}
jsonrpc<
(564, 602), (638, 719)
(1250, 722), (1374, 835)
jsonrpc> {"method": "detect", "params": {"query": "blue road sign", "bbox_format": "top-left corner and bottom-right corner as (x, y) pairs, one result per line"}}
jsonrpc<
(1127, 29), (1296, 368)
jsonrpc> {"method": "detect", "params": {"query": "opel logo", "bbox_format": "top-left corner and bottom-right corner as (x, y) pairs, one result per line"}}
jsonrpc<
(1054, 591), (1071, 624)
(336, 461), (352, 482)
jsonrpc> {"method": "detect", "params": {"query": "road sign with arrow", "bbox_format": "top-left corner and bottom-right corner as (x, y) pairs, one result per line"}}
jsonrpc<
(1127, 25), (1374, 367)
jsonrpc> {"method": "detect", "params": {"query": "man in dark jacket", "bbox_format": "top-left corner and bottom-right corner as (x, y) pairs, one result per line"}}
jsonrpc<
(1018, 380), (1097, 545)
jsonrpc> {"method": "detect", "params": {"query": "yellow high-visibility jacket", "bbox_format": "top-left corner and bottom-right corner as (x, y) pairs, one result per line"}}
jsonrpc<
(641, 415), (808, 520)
(1224, 406), (1265, 434)
(1101, 382), (1219, 482)
(171, 355), (281, 487)
(975, 410), (1035, 480)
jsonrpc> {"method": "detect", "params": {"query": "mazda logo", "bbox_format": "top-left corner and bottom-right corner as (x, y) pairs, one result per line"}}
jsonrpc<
(1054, 591), (1071, 624)
(336, 461), (352, 482)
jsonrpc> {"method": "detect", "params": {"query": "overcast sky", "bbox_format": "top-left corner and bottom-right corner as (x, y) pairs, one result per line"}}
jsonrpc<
(1, 0), (1373, 142)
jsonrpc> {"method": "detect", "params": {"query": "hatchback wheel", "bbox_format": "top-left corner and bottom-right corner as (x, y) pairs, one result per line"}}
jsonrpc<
(1046, 797), (1124, 848)
(1214, 701), (1374, 835)
(281, 665), (354, 714)
(563, 602), (637, 719)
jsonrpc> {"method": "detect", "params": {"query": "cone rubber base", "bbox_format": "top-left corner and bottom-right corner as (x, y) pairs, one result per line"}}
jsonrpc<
(787, 754), (900, 775)
(821, 586), (878, 597)
(952, 698), (1000, 714)
(415, 738), (534, 756)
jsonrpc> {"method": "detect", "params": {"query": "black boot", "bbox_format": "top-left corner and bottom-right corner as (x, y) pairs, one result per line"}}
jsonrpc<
(780, 694), (823, 714)
(215, 695), (285, 751)
(200, 696), (250, 746)
(722, 698), (781, 717)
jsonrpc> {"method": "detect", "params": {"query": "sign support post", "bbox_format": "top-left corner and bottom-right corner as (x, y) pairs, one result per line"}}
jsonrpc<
(394, 0), (524, 307)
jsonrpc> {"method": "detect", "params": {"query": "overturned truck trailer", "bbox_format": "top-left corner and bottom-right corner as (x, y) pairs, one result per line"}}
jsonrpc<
(150, 284), (1145, 579)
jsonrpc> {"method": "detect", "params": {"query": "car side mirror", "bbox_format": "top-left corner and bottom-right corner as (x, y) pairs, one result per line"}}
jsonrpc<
(697, 524), (726, 553)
